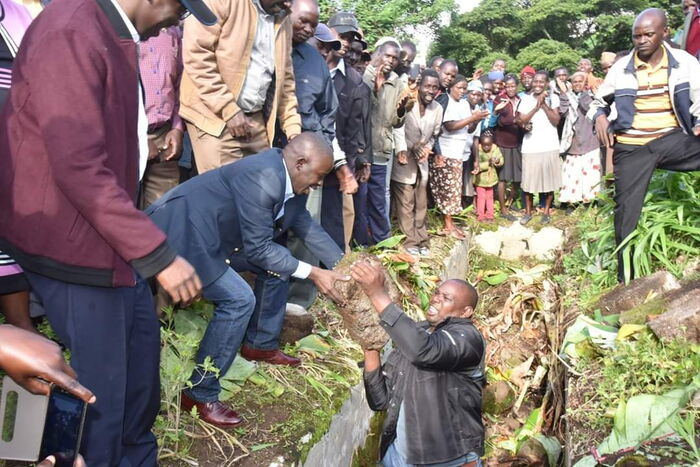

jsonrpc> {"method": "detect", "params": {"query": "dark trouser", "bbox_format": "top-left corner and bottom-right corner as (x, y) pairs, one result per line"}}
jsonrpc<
(353, 164), (391, 246)
(25, 271), (160, 467)
(320, 171), (346, 251)
(613, 129), (700, 282)
(187, 268), (255, 403)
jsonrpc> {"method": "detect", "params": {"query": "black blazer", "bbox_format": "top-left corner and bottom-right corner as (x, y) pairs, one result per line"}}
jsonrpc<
(334, 61), (372, 169)
(147, 149), (343, 287)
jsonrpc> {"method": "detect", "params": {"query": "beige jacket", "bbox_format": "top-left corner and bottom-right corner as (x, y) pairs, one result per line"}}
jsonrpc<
(391, 100), (443, 185)
(179, 0), (301, 142)
(363, 65), (406, 164)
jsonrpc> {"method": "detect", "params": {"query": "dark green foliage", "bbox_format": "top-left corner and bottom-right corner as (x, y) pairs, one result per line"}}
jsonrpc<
(431, 0), (687, 74)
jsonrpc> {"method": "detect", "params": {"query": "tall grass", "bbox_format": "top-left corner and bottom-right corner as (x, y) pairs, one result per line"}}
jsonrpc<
(576, 171), (700, 286)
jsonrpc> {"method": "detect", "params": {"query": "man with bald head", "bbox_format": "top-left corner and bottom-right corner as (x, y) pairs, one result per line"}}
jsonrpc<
(147, 133), (348, 427)
(591, 7), (700, 282)
(352, 260), (485, 466)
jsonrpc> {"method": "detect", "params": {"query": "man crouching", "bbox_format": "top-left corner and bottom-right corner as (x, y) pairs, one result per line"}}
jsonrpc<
(350, 260), (486, 467)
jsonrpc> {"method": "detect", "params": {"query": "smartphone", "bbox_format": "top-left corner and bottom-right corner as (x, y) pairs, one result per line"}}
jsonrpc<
(38, 387), (87, 467)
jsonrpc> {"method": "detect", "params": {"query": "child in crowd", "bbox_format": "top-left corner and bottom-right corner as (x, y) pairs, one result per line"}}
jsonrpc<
(472, 133), (503, 221)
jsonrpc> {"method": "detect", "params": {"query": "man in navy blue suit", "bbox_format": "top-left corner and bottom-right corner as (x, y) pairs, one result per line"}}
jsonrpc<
(147, 133), (348, 428)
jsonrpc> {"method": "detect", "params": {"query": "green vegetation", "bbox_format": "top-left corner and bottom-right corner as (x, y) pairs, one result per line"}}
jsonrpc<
(431, 0), (686, 73)
(564, 172), (700, 288)
(155, 301), (364, 464)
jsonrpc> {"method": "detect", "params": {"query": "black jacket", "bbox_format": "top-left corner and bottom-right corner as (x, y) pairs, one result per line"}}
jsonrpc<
(333, 60), (372, 169)
(363, 303), (486, 465)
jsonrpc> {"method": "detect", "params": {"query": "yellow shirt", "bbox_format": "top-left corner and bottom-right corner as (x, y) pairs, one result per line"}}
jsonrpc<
(617, 47), (679, 145)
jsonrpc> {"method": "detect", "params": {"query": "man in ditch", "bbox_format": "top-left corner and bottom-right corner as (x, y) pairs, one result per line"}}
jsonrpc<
(351, 260), (486, 466)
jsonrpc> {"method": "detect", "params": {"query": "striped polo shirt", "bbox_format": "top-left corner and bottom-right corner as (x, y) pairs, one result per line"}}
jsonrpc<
(617, 48), (679, 145)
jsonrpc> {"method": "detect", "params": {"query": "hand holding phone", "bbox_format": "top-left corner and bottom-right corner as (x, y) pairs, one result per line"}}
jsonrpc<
(39, 388), (88, 467)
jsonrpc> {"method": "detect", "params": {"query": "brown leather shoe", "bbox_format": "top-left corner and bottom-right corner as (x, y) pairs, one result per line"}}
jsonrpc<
(180, 392), (243, 428)
(241, 345), (301, 367)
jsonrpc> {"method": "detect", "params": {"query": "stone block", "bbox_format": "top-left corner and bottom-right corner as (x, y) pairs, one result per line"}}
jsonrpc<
(597, 271), (681, 316)
(500, 239), (527, 261)
(497, 222), (534, 243)
(474, 231), (501, 256)
(527, 227), (564, 260)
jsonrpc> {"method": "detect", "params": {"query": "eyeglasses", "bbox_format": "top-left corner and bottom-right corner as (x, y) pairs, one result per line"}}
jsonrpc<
(179, 9), (191, 20)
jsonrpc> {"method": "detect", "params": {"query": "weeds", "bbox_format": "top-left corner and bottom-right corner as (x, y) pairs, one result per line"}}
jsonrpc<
(571, 171), (700, 287)
(570, 331), (700, 436)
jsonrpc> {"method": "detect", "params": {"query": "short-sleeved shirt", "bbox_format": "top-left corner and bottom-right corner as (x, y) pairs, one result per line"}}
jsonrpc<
(439, 97), (472, 160)
(518, 93), (560, 153)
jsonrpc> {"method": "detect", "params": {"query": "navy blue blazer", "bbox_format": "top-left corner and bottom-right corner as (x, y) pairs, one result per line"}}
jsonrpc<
(147, 149), (343, 287)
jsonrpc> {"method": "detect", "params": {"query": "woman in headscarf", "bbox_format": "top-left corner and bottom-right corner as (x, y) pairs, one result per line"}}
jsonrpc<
(558, 71), (602, 210)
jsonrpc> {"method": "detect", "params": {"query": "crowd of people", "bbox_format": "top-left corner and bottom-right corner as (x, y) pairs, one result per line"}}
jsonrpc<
(1, 0), (700, 464)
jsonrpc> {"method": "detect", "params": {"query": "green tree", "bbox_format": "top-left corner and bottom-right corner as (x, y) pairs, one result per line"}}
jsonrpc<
(432, 0), (688, 75)
(510, 39), (582, 73)
(320, 0), (456, 46)
(429, 30), (492, 73)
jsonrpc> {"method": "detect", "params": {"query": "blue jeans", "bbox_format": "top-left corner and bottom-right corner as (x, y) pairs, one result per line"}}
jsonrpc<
(187, 268), (255, 403)
(25, 272), (160, 467)
(354, 163), (391, 245)
(243, 269), (290, 350)
(382, 443), (482, 467)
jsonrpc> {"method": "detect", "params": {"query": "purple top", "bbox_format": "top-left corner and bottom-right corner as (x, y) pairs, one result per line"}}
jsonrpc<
(139, 26), (184, 132)
(0, 0), (33, 105)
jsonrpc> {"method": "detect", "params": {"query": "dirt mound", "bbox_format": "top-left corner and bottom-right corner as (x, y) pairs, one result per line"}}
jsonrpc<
(334, 253), (400, 350)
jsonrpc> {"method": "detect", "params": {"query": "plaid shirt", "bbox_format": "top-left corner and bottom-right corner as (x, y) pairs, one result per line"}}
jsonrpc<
(139, 26), (184, 132)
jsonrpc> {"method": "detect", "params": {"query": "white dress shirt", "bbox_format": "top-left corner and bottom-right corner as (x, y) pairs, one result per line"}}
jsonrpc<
(108, 0), (149, 181)
(278, 159), (313, 279)
(237, 0), (275, 113)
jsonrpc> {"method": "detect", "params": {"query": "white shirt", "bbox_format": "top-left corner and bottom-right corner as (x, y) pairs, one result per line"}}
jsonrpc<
(237, 0), (275, 113)
(518, 93), (561, 153)
(109, 0), (149, 181)
(439, 97), (472, 160)
(278, 159), (313, 279)
(330, 59), (347, 162)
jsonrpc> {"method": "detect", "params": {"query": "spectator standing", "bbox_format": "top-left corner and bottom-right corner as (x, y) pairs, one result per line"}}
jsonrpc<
(429, 55), (444, 72)
(396, 40), (417, 80)
(323, 22), (373, 249)
(519, 66), (535, 97)
(493, 74), (522, 220)
(473, 133), (504, 222)
(559, 72), (602, 208)
(361, 41), (410, 243)
(679, 0), (700, 56)
(491, 58), (507, 73)
(392, 70), (443, 257)
(516, 71), (562, 225)
(592, 8), (700, 282)
(180, 0), (301, 173)
(351, 260), (486, 467)
(577, 58), (604, 93)
(430, 75), (486, 237)
(139, 26), (185, 209)
(435, 59), (458, 109)
(463, 81), (489, 206)
(0, 0), (34, 333)
(0, 0), (213, 462)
